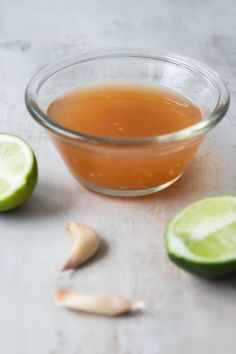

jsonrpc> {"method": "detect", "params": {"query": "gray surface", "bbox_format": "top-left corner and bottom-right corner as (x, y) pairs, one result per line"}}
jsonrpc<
(0, 0), (236, 353)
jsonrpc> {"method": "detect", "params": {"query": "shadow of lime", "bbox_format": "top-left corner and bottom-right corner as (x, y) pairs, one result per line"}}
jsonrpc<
(0, 181), (78, 219)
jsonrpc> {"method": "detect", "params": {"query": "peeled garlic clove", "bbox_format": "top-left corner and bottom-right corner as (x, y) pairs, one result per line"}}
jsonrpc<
(61, 222), (101, 271)
(56, 289), (145, 317)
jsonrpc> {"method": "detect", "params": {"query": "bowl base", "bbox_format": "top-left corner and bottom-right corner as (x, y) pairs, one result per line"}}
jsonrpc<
(79, 175), (182, 197)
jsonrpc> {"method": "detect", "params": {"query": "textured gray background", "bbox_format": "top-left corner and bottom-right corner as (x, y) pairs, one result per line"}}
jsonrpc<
(0, 0), (236, 353)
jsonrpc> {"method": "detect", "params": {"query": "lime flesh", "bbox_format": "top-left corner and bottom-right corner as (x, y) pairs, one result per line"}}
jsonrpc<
(165, 196), (236, 277)
(0, 133), (38, 212)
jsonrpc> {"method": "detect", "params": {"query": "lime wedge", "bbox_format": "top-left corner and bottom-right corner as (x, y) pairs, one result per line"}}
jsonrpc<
(165, 196), (236, 277)
(0, 133), (37, 212)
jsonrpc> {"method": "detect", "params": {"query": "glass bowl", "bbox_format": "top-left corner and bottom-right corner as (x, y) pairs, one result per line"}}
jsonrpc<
(25, 49), (230, 197)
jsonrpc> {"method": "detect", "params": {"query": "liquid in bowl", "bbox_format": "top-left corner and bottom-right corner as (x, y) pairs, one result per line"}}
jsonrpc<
(47, 84), (202, 195)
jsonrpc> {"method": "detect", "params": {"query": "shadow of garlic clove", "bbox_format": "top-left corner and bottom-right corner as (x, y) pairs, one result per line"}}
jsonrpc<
(56, 289), (145, 317)
(61, 222), (101, 271)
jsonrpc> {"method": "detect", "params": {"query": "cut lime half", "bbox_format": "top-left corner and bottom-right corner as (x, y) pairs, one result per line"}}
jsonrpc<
(0, 133), (37, 212)
(165, 196), (236, 277)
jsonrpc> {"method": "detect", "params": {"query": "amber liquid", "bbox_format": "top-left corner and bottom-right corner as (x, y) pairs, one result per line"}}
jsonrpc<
(47, 84), (202, 192)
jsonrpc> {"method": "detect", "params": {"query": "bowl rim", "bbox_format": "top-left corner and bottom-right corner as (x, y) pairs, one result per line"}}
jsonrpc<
(25, 49), (230, 146)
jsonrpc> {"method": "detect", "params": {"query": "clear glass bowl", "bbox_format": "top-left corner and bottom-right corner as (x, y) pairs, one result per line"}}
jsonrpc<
(25, 50), (230, 197)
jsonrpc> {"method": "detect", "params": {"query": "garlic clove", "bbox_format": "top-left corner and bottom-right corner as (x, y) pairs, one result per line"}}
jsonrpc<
(56, 289), (145, 317)
(61, 222), (101, 271)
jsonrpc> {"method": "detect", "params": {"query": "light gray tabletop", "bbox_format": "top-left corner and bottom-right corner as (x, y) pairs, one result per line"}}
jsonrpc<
(0, 1), (236, 353)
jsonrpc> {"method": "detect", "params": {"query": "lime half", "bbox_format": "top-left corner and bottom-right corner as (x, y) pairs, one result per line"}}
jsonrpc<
(0, 133), (37, 212)
(165, 196), (236, 277)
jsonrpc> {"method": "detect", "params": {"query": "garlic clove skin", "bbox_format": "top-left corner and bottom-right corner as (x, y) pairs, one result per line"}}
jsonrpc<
(56, 289), (145, 317)
(61, 222), (101, 271)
